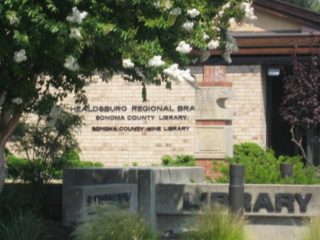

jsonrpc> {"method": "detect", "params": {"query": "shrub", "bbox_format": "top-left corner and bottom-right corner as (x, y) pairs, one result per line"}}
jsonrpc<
(302, 218), (320, 240)
(162, 154), (196, 167)
(51, 149), (103, 179)
(184, 206), (248, 240)
(279, 155), (320, 184)
(215, 143), (320, 184)
(7, 149), (103, 182)
(0, 211), (45, 240)
(7, 153), (30, 181)
(0, 184), (43, 219)
(72, 205), (158, 240)
(10, 107), (83, 183)
(7, 153), (55, 183)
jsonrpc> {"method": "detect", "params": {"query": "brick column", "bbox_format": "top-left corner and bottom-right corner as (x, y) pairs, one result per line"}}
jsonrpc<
(195, 66), (233, 178)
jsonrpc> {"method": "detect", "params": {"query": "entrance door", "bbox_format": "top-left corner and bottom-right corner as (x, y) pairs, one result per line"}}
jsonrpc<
(266, 67), (296, 156)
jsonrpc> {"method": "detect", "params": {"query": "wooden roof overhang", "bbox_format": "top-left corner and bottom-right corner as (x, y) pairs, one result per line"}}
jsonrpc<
(212, 33), (320, 56)
(203, 33), (320, 65)
(228, 33), (320, 55)
(203, 0), (320, 66)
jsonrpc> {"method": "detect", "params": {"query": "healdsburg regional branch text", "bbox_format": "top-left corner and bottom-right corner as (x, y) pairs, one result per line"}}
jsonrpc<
(70, 105), (195, 113)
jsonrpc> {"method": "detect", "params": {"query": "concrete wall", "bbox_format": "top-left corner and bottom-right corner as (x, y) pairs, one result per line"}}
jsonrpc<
(63, 167), (205, 227)
(156, 183), (318, 240)
(63, 168), (320, 240)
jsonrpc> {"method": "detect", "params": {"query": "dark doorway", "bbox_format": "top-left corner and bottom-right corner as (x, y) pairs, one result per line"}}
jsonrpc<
(266, 66), (296, 156)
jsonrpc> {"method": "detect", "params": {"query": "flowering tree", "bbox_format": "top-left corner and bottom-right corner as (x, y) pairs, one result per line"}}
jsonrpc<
(0, 0), (255, 190)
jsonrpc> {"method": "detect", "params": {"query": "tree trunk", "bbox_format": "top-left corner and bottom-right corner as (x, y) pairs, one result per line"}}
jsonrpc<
(307, 130), (320, 166)
(0, 110), (22, 193)
(0, 144), (6, 193)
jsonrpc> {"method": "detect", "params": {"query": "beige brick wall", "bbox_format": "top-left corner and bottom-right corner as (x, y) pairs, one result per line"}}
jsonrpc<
(63, 75), (198, 166)
(61, 65), (267, 166)
(226, 65), (267, 146)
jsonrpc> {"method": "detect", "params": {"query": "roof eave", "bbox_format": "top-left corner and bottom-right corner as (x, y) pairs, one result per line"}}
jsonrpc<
(254, 0), (320, 30)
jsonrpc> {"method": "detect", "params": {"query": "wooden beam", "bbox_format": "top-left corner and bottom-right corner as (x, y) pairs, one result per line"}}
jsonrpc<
(197, 55), (312, 66)
(235, 35), (320, 48)
(208, 47), (316, 56)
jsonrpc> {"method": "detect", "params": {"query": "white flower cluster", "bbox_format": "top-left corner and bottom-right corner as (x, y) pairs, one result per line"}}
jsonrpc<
(229, 17), (236, 25)
(164, 0), (171, 10)
(7, 12), (19, 25)
(122, 58), (134, 69)
(154, 0), (171, 10)
(187, 8), (200, 18)
(64, 56), (79, 71)
(222, 2), (231, 10)
(241, 2), (257, 20)
(14, 49), (27, 63)
(182, 21), (194, 32)
(12, 97), (23, 105)
(148, 56), (165, 67)
(69, 28), (82, 40)
(217, 2), (231, 18)
(176, 41), (192, 54)
(66, 7), (88, 24)
(212, 26), (220, 32)
(153, 1), (161, 8)
(208, 39), (220, 50)
(203, 33), (210, 41)
(171, 7), (182, 16)
(164, 64), (195, 82)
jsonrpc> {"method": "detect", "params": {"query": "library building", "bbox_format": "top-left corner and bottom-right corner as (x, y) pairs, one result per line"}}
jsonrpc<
(64, 0), (320, 175)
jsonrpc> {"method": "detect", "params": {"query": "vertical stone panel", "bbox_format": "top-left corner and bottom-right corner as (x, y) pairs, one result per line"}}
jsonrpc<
(195, 65), (233, 176)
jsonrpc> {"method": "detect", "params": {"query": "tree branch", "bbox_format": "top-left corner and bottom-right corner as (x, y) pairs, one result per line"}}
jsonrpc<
(290, 125), (319, 171)
(0, 110), (23, 147)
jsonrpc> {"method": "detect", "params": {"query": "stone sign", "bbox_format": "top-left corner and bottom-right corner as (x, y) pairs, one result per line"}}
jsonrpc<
(156, 184), (318, 217)
(155, 183), (320, 240)
(64, 184), (138, 223)
(63, 168), (320, 240)
(63, 167), (205, 226)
